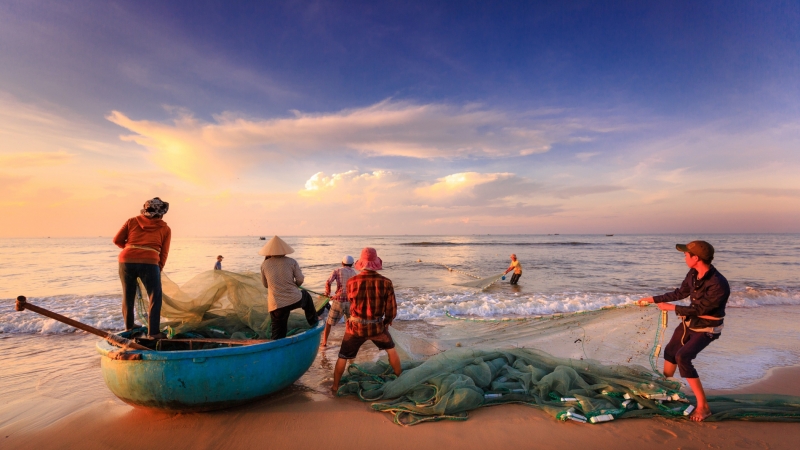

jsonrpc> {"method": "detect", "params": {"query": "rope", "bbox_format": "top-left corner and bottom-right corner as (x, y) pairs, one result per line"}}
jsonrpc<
(649, 309), (668, 375)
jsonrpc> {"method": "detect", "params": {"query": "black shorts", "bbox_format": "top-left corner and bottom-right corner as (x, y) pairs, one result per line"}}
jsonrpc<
(338, 329), (395, 360)
(663, 324), (720, 379)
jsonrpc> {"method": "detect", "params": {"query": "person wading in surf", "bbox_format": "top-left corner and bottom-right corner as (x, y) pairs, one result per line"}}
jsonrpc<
(113, 197), (171, 339)
(635, 240), (729, 422)
(321, 255), (357, 347)
(503, 254), (522, 285)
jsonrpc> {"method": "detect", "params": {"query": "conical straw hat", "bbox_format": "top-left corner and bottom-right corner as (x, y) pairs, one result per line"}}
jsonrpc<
(258, 235), (294, 256)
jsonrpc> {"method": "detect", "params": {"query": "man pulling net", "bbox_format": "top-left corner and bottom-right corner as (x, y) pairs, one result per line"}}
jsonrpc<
(635, 240), (728, 422)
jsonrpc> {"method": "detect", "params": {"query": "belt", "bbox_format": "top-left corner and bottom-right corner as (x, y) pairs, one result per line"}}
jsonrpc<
(682, 315), (724, 334)
(125, 244), (160, 254)
(347, 316), (383, 325)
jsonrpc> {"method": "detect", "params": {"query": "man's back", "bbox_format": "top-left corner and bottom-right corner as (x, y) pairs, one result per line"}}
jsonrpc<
(346, 270), (396, 337)
(327, 266), (357, 300)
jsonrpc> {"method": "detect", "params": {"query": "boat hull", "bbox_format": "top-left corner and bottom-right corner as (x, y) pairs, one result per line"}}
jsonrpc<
(96, 321), (323, 411)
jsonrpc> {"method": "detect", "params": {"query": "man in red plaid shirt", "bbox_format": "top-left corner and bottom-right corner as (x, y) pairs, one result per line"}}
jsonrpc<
(331, 247), (402, 393)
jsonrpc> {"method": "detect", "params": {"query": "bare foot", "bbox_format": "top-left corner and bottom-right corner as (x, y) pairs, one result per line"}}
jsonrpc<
(690, 407), (711, 422)
(320, 342), (327, 347)
(330, 385), (339, 395)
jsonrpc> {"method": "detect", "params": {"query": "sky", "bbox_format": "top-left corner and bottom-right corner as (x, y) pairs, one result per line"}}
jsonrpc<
(1, 0), (799, 237)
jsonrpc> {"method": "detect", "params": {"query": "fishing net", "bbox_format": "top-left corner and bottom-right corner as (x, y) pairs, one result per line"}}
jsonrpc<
(135, 271), (327, 340)
(338, 305), (800, 425)
(453, 272), (506, 290)
(337, 347), (800, 425)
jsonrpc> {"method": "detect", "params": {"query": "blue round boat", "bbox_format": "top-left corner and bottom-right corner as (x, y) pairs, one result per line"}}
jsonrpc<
(96, 321), (324, 411)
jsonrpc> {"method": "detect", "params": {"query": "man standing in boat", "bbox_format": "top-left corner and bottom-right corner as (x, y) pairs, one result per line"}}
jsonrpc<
(331, 247), (401, 393)
(259, 236), (319, 340)
(635, 240), (729, 422)
(503, 254), (522, 285)
(321, 255), (357, 347)
(113, 197), (171, 339)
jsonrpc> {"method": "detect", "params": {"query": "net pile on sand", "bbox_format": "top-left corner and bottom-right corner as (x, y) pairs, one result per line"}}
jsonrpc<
(338, 347), (800, 425)
(338, 306), (800, 425)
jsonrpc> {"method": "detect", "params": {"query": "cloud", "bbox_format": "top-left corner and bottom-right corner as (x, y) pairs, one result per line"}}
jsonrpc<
(575, 151), (600, 162)
(0, 150), (73, 168)
(108, 100), (615, 182)
(295, 169), (557, 231)
(690, 188), (800, 198)
(550, 185), (627, 199)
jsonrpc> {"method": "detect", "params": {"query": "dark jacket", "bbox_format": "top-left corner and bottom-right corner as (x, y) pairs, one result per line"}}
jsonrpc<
(653, 265), (730, 330)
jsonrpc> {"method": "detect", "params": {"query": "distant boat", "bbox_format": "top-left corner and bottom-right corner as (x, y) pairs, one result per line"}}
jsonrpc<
(606, 234), (614, 236)
(259, 237), (266, 240)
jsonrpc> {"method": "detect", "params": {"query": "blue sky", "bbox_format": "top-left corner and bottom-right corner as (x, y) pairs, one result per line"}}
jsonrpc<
(1, 1), (799, 236)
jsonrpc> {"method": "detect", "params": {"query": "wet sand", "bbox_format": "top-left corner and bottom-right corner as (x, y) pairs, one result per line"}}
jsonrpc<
(2, 332), (800, 450)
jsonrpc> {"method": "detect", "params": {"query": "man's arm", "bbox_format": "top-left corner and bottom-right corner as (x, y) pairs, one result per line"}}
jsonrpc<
(294, 260), (305, 287)
(635, 273), (691, 307)
(260, 263), (269, 289)
(159, 227), (171, 271)
(112, 219), (129, 249)
(384, 281), (397, 326)
(653, 275), (691, 304)
(325, 270), (337, 297)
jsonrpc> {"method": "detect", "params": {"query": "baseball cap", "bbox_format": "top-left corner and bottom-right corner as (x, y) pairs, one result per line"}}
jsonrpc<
(342, 255), (355, 265)
(676, 240), (714, 261)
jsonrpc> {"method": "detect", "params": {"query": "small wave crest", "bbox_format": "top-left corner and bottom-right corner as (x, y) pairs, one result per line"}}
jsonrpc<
(396, 286), (800, 320)
(2, 286), (799, 334)
(0, 295), (123, 335)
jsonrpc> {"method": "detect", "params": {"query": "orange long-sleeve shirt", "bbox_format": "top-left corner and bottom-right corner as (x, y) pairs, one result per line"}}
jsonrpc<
(113, 215), (171, 269)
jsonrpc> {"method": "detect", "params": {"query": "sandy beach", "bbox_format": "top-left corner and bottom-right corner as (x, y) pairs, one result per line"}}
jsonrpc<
(3, 330), (799, 450)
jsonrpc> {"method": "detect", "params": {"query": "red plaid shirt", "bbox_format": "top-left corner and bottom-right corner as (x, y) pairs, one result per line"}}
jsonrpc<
(345, 270), (397, 337)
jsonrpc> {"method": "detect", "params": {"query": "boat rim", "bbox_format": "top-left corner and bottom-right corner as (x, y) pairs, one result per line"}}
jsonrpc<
(96, 320), (324, 361)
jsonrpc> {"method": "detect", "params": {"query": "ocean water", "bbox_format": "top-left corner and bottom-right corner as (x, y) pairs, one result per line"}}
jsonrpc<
(2, 234), (799, 332)
(1, 234), (800, 390)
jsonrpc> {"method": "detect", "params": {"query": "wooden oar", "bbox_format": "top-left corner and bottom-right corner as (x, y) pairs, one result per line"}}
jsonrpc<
(15, 296), (149, 351)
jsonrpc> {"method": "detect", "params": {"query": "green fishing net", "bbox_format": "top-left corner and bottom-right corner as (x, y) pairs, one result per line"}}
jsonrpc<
(338, 346), (800, 425)
(135, 271), (326, 339)
(337, 306), (800, 425)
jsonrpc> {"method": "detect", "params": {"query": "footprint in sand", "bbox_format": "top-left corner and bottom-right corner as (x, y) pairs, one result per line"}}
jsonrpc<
(646, 427), (679, 444)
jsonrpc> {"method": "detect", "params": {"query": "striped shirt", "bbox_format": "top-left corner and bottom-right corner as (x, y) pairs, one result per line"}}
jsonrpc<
(260, 256), (304, 312)
(325, 266), (358, 301)
(345, 270), (397, 337)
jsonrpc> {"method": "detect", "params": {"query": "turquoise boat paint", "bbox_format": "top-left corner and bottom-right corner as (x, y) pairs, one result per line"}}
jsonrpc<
(96, 321), (324, 411)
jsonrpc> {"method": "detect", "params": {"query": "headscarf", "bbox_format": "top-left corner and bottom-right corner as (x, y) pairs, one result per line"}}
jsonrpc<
(141, 197), (169, 218)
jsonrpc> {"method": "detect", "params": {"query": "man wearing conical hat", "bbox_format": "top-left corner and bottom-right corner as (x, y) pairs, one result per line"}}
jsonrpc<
(331, 247), (401, 393)
(259, 236), (319, 339)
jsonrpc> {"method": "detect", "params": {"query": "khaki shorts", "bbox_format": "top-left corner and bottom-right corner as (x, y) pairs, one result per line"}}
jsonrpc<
(326, 300), (350, 326)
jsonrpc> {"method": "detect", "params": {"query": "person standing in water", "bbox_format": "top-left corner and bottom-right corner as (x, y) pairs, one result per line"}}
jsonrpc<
(504, 253), (522, 285)
(321, 255), (357, 347)
(113, 197), (171, 339)
(214, 255), (224, 270)
(635, 240), (729, 422)
(331, 247), (401, 393)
